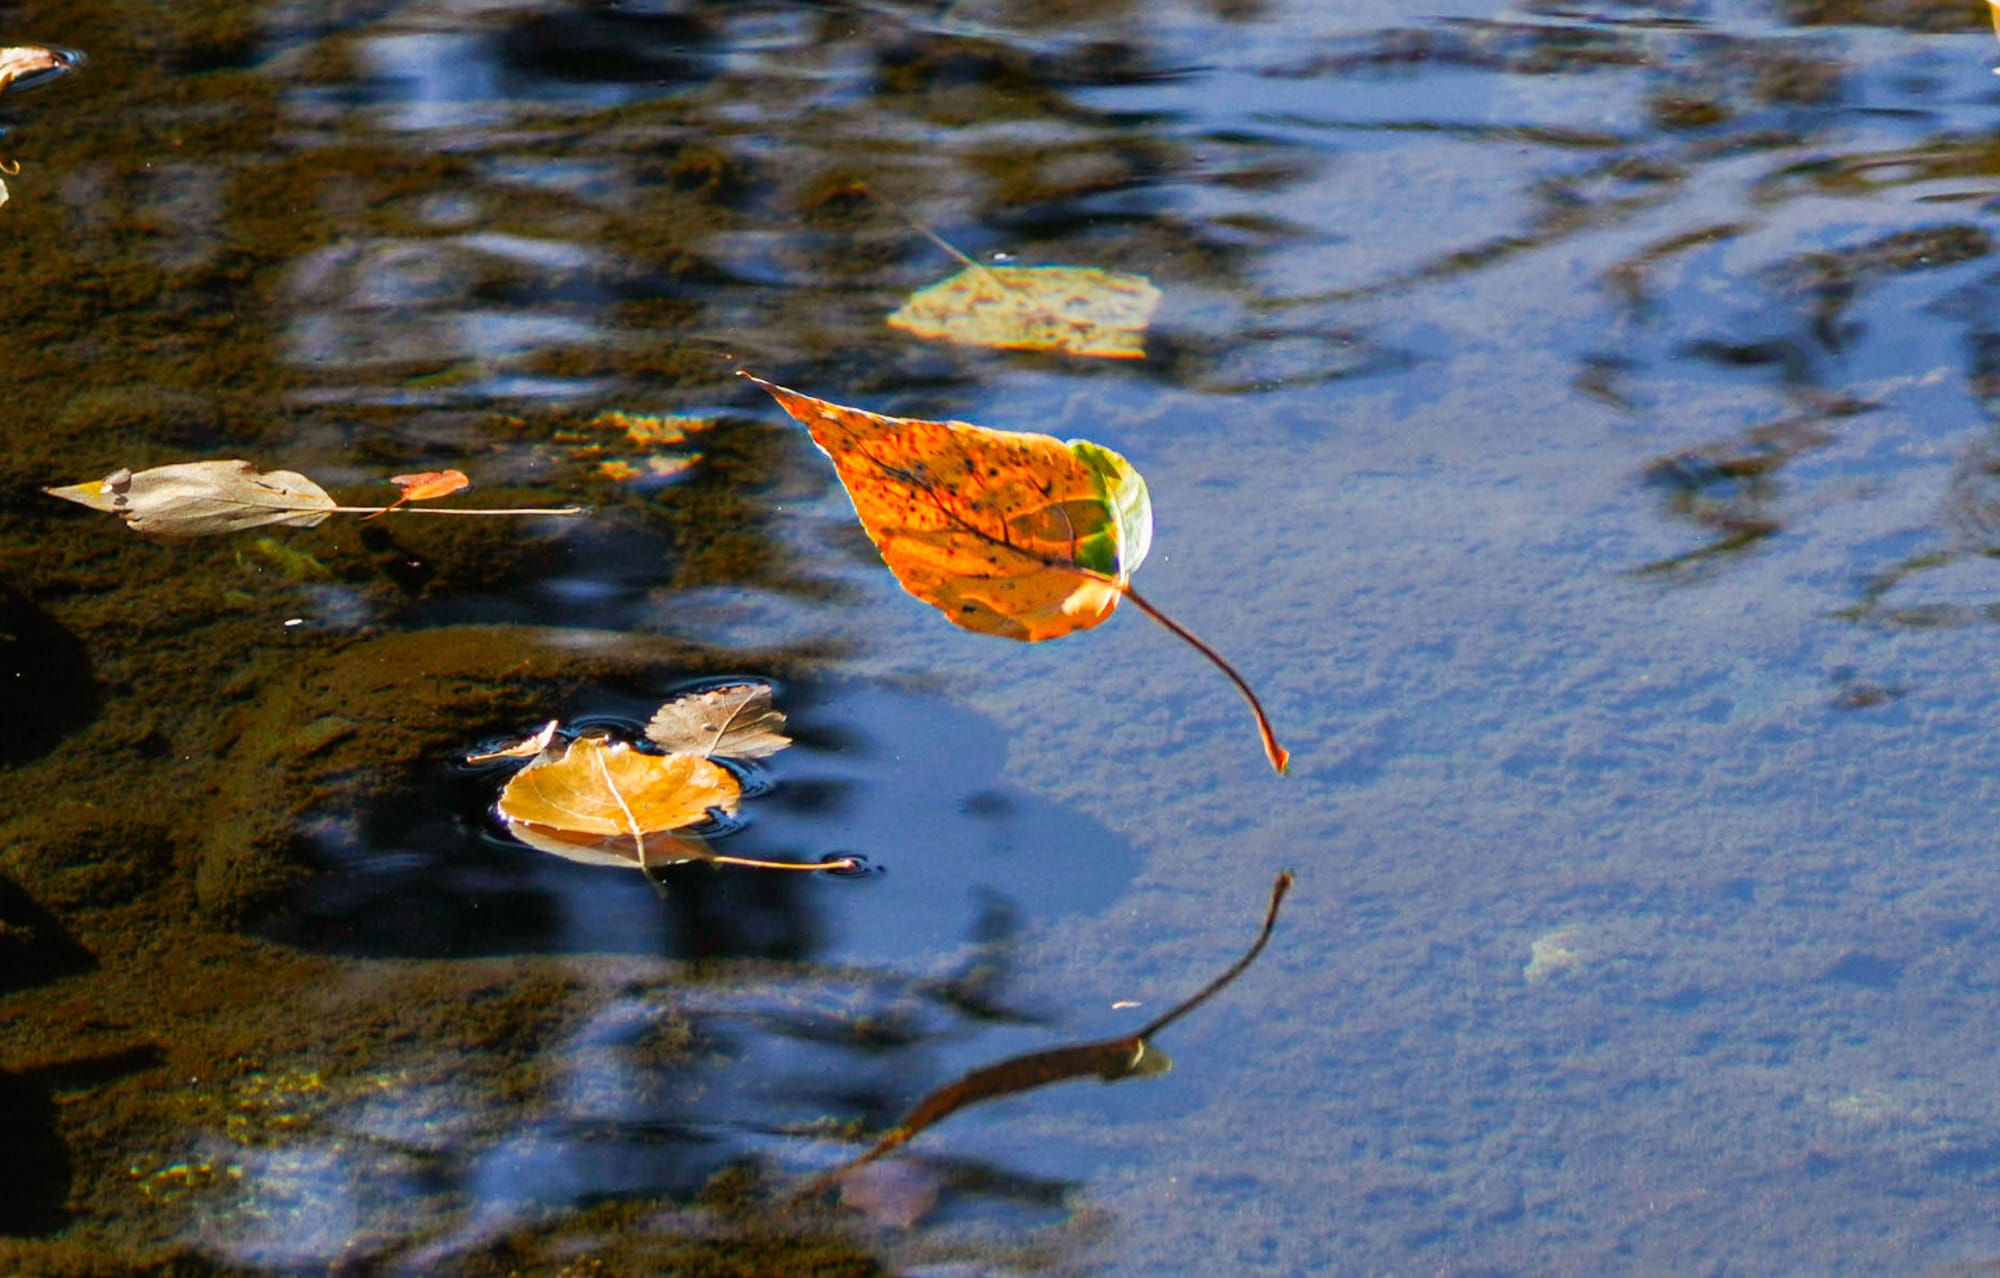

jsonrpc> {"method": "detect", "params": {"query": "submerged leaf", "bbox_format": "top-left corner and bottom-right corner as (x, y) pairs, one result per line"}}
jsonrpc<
(45, 461), (336, 538)
(496, 736), (739, 871)
(743, 373), (1150, 643)
(888, 264), (1162, 359)
(464, 720), (560, 765)
(645, 684), (791, 760)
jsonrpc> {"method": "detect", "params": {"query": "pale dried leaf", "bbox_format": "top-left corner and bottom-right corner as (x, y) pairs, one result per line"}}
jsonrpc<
(45, 460), (337, 538)
(0, 46), (64, 92)
(464, 720), (559, 765)
(645, 684), (791, 760)
(888, 265), (1162, 359)
(496, 736), (739, 870)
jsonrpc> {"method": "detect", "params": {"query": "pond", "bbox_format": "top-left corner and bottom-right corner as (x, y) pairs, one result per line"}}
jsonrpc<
(4, 0), (2000, 1274)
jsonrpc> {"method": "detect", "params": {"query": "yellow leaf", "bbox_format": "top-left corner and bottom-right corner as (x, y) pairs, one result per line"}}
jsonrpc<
(0, 46), (74, 94)
(888, 264), (1162, 359)
(496, 736), (739, 871)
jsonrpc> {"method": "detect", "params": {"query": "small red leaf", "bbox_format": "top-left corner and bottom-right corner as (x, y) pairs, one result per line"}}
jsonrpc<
(390, 469), (471, 502)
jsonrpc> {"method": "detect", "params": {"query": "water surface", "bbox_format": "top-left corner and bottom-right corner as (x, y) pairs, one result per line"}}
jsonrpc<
(5, 1), (2000, 1274)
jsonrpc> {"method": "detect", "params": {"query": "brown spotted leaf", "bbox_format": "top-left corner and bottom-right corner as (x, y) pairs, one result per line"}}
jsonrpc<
(744, 372), (1289, 772)
(496, 736), (739, 872)
(742, 373), (1149, 643)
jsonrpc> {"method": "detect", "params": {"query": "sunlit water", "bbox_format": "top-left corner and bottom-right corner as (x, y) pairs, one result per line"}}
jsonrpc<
(5, 1), (2000, 1274)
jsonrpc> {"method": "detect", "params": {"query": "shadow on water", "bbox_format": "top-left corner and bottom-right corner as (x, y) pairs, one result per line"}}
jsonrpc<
(0, 581), (100, 766)
(0, 1046), (163, 1240)
(0, 871), (95, 993)
(264, 676), (1140, 964)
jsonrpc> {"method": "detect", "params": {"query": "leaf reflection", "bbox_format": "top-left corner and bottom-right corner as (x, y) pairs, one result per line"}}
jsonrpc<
(795, 871), (1293, 1212)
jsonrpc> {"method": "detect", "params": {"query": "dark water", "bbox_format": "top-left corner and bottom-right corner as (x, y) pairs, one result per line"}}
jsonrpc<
(6, 0), (2000, 1274)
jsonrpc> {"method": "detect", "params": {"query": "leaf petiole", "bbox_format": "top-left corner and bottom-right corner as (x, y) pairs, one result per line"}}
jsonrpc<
(325, 505), (583, 517)
(706, 853), (862, 874)
(1116, 582), (1290, 774)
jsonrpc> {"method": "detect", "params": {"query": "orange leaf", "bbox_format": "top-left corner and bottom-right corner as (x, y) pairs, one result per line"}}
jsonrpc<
(742, 373), (1148, 643)
(0, 46), (71, 94)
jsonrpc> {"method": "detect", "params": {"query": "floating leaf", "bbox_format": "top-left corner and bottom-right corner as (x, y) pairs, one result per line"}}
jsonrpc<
(465, 720), (560, 765)
(45, 459), (581, 538)
(889, 264), (1162, 360)
(0, 46), (75, 94)
(541, 411), (710, 485)
(496, 736), (740, 872)
(509, 817), (718, 872)
(364, 468), (471, 520)
(45, 461), (338, 538)
(743, 373), (1288, 772)
(800, 872), (1295, 1203)
(594, 411), (704, 449)
(645, 684), (791, 760)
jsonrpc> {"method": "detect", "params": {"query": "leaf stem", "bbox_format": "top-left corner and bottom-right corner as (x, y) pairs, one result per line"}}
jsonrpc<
(325, 505), (583, 517)
(1137, 871), (1293, 1040)
(848, 181), (985, 273)
(707, 853), (861, 873)
(1116, 582), (1290, 774)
